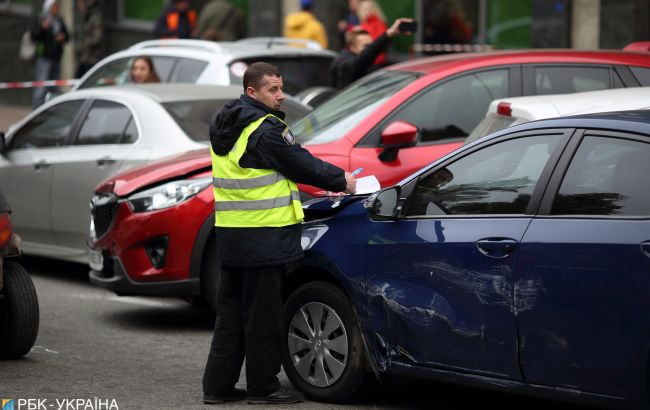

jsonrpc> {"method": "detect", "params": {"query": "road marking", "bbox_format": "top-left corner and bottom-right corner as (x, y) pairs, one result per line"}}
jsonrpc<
(71, 292), (187, 308)
(30, 345), (59, 354)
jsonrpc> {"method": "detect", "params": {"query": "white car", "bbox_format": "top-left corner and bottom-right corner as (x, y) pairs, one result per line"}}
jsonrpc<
(73, 38), (337, 98)
(0, 84), (310, 263)
(466, 86), (650, 143)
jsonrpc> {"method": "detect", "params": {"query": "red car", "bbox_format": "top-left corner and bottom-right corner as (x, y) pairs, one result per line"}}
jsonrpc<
(89, 48), (650, 308)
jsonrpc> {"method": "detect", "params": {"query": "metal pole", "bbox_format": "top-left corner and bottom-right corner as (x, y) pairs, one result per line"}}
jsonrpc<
(477, 0), (487, 45)
(415, 0), (422, 57)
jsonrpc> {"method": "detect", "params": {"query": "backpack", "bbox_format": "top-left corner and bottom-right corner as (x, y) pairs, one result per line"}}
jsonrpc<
(19, 30), (36, 61)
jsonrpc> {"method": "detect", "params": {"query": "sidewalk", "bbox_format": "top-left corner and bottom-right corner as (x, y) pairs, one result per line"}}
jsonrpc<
(0, 104), (31, 132)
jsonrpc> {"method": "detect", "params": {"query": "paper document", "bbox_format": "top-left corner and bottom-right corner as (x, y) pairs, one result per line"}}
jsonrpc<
(355, 175), (381, 195)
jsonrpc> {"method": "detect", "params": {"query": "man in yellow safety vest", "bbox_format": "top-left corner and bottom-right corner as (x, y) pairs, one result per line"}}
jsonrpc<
(202, 62), (356, 405)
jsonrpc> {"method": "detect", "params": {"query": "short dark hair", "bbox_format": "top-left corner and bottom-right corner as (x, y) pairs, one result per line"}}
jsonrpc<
(243, 62), (282, 91)
(346, 29), (371, 47)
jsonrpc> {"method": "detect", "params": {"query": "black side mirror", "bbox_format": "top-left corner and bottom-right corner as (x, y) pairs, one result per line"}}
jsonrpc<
(0, 132), (6, 156)
(364, 186), (401, 218)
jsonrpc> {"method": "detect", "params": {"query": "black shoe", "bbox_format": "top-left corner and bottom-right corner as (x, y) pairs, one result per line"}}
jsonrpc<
(247, 387), (305, 405)
(203, 388), (247, 404)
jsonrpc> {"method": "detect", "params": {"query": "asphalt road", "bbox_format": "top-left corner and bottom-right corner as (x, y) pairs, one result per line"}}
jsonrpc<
(0, 256), (599, 410)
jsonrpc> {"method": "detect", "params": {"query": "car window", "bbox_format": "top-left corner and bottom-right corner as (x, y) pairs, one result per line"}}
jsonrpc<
(552, 136), (650, 215)
(405, 134), (563, 216)
(79, 56), (176, 88)
(630, 66), (650, 86)
(535, 66), (610, 95)
(292, 70), (419, 146)
(123, 117), (138, 144)
(169, 58), (208, 83)
(232, 56), (334, 95)
(76, 100), (135, 145)
(163, 99), (228, 142)
(369, 69), (509, 146)
(9, 100), (84, 149)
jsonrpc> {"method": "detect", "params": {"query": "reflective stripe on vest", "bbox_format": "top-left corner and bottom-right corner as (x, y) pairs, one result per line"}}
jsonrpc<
(212, 114), (304, 228)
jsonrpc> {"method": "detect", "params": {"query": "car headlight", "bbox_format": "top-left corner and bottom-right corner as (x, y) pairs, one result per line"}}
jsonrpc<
(127, 177), (212, 213)
(301, 224), (329, 250)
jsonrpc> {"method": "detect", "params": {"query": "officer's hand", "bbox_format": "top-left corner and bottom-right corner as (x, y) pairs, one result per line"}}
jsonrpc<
(387, 18), (414, 38)
(344, 172), (357, 194)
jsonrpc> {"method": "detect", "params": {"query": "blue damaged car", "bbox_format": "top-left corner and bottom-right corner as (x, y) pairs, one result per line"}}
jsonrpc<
(281, 110), (650, 408)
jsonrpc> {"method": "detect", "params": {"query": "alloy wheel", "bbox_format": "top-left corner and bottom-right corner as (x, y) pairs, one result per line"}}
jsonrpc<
(287, 302), (348, 387)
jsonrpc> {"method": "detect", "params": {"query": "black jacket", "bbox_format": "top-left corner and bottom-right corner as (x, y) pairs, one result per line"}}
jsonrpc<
(31, 15), (69, 61)
(330, 32), (391, 89)
(210, 94), (346, 267)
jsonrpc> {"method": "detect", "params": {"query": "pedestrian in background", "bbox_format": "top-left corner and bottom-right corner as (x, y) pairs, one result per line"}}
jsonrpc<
(75, 0), (104, 78)
(30, 0), (69, 109)
(357, 0), (387, 65)
(154, 0), (196, 39)
(130, 56), (160, 84)
(283, 0), (328, 49)
(194, 0), (245, 41)
(336, 0), (359, 48)
(202, 62), (356, 405)
(330, 18), (414, 89)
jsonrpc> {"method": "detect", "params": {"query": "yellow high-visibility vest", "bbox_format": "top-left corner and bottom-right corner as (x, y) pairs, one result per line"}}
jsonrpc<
(211, 114), (304, 227)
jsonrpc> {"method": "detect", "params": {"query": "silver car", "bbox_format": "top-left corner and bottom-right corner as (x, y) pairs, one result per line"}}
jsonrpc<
(0, 84), (310, 263)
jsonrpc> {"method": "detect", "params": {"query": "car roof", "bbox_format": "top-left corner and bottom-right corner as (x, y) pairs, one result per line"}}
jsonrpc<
(490, 109), (650, 139)
(127, 38), (337, 59)
(65, 83), (242, 103)
(487, 87), (650, 122)
(387, 49), (650, 74)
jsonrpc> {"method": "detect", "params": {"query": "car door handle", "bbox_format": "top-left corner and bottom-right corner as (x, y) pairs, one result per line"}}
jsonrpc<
(33, 160), (50, 171)
(641, 242), (650, 258)
(476, 238), (518, 258)
(96, 157), (116, 167)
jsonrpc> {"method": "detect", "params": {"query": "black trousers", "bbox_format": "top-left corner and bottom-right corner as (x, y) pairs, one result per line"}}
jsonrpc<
(202, 264), (285, 396)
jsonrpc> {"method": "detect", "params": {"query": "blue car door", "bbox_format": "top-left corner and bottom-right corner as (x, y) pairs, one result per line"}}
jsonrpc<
(516, 131), (650, 397)
(365, 130), (569, 379)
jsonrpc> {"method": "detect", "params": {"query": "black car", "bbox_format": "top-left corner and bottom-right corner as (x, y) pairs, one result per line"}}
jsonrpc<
(0, 188), (39, 359)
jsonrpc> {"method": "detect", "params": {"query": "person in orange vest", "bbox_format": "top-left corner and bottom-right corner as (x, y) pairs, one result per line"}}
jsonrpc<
(154, 0), (196, 39)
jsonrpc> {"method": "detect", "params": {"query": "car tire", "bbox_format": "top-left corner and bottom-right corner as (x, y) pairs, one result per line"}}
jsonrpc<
(283, 281), (366, 402)
(200, 244), (219, 313)
(0, 261), (39, 360)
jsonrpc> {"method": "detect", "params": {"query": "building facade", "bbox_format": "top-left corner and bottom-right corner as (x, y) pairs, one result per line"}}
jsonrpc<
(0, 0), (647, 105)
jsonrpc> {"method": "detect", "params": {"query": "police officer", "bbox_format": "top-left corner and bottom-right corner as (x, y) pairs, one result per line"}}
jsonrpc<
(202, 62), (356, 405)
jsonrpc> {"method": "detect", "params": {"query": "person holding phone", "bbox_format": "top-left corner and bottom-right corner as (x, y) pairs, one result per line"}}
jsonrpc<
(330, 17), (416, 90)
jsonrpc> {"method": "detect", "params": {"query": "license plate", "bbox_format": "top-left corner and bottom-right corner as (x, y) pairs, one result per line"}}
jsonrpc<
(89, 249), (104, 271)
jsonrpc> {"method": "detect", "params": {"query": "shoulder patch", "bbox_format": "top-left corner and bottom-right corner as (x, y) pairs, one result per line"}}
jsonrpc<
(281, 127), (296, 145)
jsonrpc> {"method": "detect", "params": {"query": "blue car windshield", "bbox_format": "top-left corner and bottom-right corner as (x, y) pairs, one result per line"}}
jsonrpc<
(290, 70), (420, 146)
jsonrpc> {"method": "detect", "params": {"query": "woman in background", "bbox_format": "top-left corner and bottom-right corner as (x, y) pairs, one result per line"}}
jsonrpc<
(130, 56), (161, 84)
(357, 0), (387, 66)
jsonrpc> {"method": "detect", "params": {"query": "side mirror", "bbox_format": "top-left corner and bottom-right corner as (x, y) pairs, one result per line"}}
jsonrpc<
(379, 121), (417, 162)
(364, 186), (401, 218)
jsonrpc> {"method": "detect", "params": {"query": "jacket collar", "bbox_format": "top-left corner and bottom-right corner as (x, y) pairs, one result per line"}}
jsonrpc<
(241, 94), (286, 121)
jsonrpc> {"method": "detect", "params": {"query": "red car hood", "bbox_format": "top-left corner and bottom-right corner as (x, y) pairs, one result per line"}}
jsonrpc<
(97, 149), (212, 197)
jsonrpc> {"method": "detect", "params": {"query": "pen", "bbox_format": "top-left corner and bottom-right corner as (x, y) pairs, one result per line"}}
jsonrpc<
(351, 167), (363, 176)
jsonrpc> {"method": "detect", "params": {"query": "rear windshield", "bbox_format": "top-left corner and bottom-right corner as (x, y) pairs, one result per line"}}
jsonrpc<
(229, 56), (334, 95)
(79, 57), (208, 89)
(163, 99), (311, 142)
(465, 113), (519, 144)
(163, 100), (227, 142)
(291, 70), (420, 146)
